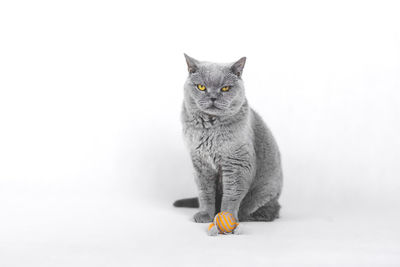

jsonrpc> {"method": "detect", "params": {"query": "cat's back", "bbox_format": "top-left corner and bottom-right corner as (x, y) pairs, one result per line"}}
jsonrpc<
(250, 108), (282, 177)
(250, 109), (277, 147)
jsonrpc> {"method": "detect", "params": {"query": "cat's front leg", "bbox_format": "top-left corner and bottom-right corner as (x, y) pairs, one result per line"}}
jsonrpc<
(220, 147), (254, 220)
(191, 154), (217, 223)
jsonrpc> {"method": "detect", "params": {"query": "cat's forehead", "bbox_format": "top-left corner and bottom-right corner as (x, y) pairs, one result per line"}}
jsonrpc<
(192, 62), (238, 87)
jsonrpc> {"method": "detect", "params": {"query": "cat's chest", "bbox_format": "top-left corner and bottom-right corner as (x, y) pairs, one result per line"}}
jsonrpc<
(184, 127), (231, 157)
(185, 129), (225, 168)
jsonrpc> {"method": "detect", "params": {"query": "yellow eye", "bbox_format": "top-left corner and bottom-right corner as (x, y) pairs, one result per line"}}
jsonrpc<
(221, 86), (230, 92)
(197, 84), (206, 91)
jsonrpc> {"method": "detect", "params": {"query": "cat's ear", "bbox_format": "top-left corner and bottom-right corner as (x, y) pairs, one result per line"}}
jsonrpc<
(184, 53), (199, 74)
(231, 57), (246, 77)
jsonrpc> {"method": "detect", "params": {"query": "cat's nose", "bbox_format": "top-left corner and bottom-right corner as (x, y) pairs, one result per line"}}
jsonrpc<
(210, 97), (217, 102)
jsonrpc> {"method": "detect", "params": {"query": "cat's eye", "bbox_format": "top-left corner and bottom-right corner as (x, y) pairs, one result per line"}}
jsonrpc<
(197, 84), (206, 91)
(221, 86), (230, 92)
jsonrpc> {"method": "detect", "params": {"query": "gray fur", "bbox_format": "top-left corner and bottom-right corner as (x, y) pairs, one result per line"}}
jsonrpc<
(179, 54), (283, 223)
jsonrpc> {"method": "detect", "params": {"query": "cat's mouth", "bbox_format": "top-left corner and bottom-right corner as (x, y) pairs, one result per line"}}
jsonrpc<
(207, 103), (222, 110)
(203, 106), (223, 116)
(208, 106), (221, 110)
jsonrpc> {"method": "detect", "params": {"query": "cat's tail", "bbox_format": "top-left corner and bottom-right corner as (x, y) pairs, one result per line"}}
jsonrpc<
(173, 197), (199, 208)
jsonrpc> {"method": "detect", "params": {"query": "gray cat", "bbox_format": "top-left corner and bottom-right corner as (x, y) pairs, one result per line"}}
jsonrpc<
(173, 54), (283, 224)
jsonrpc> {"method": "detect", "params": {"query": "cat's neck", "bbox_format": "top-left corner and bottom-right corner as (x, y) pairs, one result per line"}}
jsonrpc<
(182, 99), (250, 129)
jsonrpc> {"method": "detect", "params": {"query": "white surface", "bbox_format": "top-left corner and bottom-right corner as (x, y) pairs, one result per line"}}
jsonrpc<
(1, 0), (400, 266)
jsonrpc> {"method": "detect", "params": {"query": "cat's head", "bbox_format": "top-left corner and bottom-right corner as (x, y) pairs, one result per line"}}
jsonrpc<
(183, 54), (246, 117)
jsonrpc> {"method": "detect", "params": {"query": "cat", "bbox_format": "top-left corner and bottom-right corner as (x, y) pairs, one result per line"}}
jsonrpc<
(173, 54), (283, 224)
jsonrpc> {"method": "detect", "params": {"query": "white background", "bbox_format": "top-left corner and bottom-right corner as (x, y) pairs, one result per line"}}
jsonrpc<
(1, 0), (399, 266)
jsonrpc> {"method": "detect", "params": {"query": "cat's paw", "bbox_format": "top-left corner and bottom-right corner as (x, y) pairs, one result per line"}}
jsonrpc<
(232, 224), (242, 235)
(193, 211), (213, 223)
